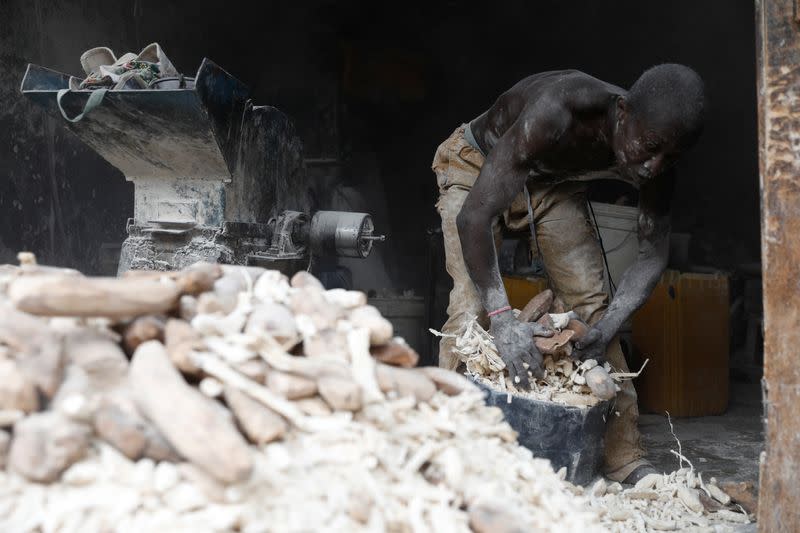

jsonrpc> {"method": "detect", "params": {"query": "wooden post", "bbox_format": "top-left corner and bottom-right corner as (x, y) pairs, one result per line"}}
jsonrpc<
(756, 1), (800, 531)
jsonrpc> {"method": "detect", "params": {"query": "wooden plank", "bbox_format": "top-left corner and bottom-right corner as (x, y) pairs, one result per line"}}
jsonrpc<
(756, 1), (800, 531)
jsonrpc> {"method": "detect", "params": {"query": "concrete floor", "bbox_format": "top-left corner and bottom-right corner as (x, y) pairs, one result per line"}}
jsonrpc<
(639, 382), (763, 486)
(636, 382), (762, 532)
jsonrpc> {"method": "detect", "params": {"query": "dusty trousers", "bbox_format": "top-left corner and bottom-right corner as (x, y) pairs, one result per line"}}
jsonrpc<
(432, 125), (647, 481)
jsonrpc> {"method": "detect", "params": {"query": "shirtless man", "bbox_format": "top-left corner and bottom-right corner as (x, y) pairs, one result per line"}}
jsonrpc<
(432, 64), (705, 482)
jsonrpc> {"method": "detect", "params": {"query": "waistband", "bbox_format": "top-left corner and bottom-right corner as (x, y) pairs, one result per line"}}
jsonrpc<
(463, 121), (487, 158)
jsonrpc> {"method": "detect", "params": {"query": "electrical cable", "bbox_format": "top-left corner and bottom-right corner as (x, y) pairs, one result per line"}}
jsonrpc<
(525, 188), (548, 280)
(587, 199), (617, 297)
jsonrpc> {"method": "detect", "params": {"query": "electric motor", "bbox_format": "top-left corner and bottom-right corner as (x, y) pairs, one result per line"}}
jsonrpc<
(309, 211), (385, 259)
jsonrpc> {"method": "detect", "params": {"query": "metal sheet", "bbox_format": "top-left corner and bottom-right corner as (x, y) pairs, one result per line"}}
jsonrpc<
(20, 58), (250, 180)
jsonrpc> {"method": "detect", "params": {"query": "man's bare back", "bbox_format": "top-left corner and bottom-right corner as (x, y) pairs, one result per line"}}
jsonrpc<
(472, 70), (627, 182)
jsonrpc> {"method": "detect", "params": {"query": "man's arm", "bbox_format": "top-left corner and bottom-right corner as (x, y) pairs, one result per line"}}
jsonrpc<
(456, 104), (562, 386)
(574, 171), (675, 360)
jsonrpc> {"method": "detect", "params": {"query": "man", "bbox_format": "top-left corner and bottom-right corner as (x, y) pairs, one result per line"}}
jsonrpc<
(432, 64), (704, 483)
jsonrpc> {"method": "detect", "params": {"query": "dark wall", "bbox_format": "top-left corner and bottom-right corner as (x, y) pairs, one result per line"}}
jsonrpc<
(1, 1), (758, 285)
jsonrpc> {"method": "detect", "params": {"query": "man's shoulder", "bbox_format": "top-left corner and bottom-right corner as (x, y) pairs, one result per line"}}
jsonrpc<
(515, 98), (571, 142)
(516, 71), (623, 112)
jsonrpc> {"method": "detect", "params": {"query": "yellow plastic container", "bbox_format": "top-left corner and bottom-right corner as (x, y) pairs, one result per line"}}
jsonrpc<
(502, 276), (549, 311)
(632, 270), (730, 417)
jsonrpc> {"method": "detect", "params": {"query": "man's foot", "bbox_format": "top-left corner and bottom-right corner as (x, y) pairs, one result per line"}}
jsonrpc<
(621, 463), (658, 485)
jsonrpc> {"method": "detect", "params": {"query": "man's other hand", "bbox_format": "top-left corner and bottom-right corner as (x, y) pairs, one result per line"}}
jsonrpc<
(572, 326), (608, 362)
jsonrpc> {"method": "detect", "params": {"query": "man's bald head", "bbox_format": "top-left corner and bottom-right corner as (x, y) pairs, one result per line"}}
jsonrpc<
(611, 64), (705, 183)
(627, 63), (706, 148)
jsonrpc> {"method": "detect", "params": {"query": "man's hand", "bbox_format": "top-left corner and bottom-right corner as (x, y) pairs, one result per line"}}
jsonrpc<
(490, 317), (553, 389)
(572, 326), (609, 363)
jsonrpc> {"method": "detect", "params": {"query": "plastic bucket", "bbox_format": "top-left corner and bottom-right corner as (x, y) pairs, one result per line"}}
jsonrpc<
(589, 202), (639, 291)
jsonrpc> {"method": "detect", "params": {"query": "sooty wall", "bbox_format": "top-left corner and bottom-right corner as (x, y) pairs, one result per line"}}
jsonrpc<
(1, 1), (758, 292)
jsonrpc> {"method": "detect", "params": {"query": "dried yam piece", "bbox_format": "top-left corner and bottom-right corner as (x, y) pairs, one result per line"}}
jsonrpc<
(551, 391), (600, 407)
(534, 329), (575, 355)
(0, 307), (64, 398)
(714, 509), (749, 523)
(289, 287), (340, 331)
(303, 328), (350, 360)
(10, 275), (181, 318)
(419, 366), (480, 395)
(179, 295), (198, 321)
(370, 338), (419, 367)
(677, 486), (704, 513)
(266, 371), (317, 400)
(707, 483), (731, 505)
(591, 478), (607, 497)
(224, 386), (287, 444)
(253, 271), (291, 304)
(294, 397), (332, 416)
(719, 481), (758, 515)
(566, 318), (591, 341)
(634, 473), (662, 490)
(324, 288), (367, 309)
(289, 271), (324, 290)
(0, 360), (39, 413)
(584, 366), (616, 400)
(468, 503), (525, 533)
(130, 341), (252, 484)
(122, 315), (166, 355)
(196, 292), (228, 315)
(350, 306), (393, 346)
(164, 319), (204, 376)
(627, 490), (658, 500)
(245, 302), (297, 345)
(348, 328), (385, 403)
(234, 359), (269, 384)
(375, 364), (436, 403)
(259, 348), (350, 379)
(317, 376), (362, 411)
(175, 262), (223, 295)
(517, 289), (553, 323)
(548, 312), (575, 330)
(536, 313), (555, 331)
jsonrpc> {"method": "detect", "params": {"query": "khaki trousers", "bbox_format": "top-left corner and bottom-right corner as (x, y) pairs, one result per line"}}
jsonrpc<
(433, 125), (647, 480)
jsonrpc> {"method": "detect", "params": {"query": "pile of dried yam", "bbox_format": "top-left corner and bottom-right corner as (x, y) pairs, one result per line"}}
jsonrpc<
(0, 256), (608, 533)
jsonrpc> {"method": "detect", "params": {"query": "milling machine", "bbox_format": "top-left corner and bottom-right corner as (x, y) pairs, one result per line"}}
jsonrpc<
(21, 57), (384, 274)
